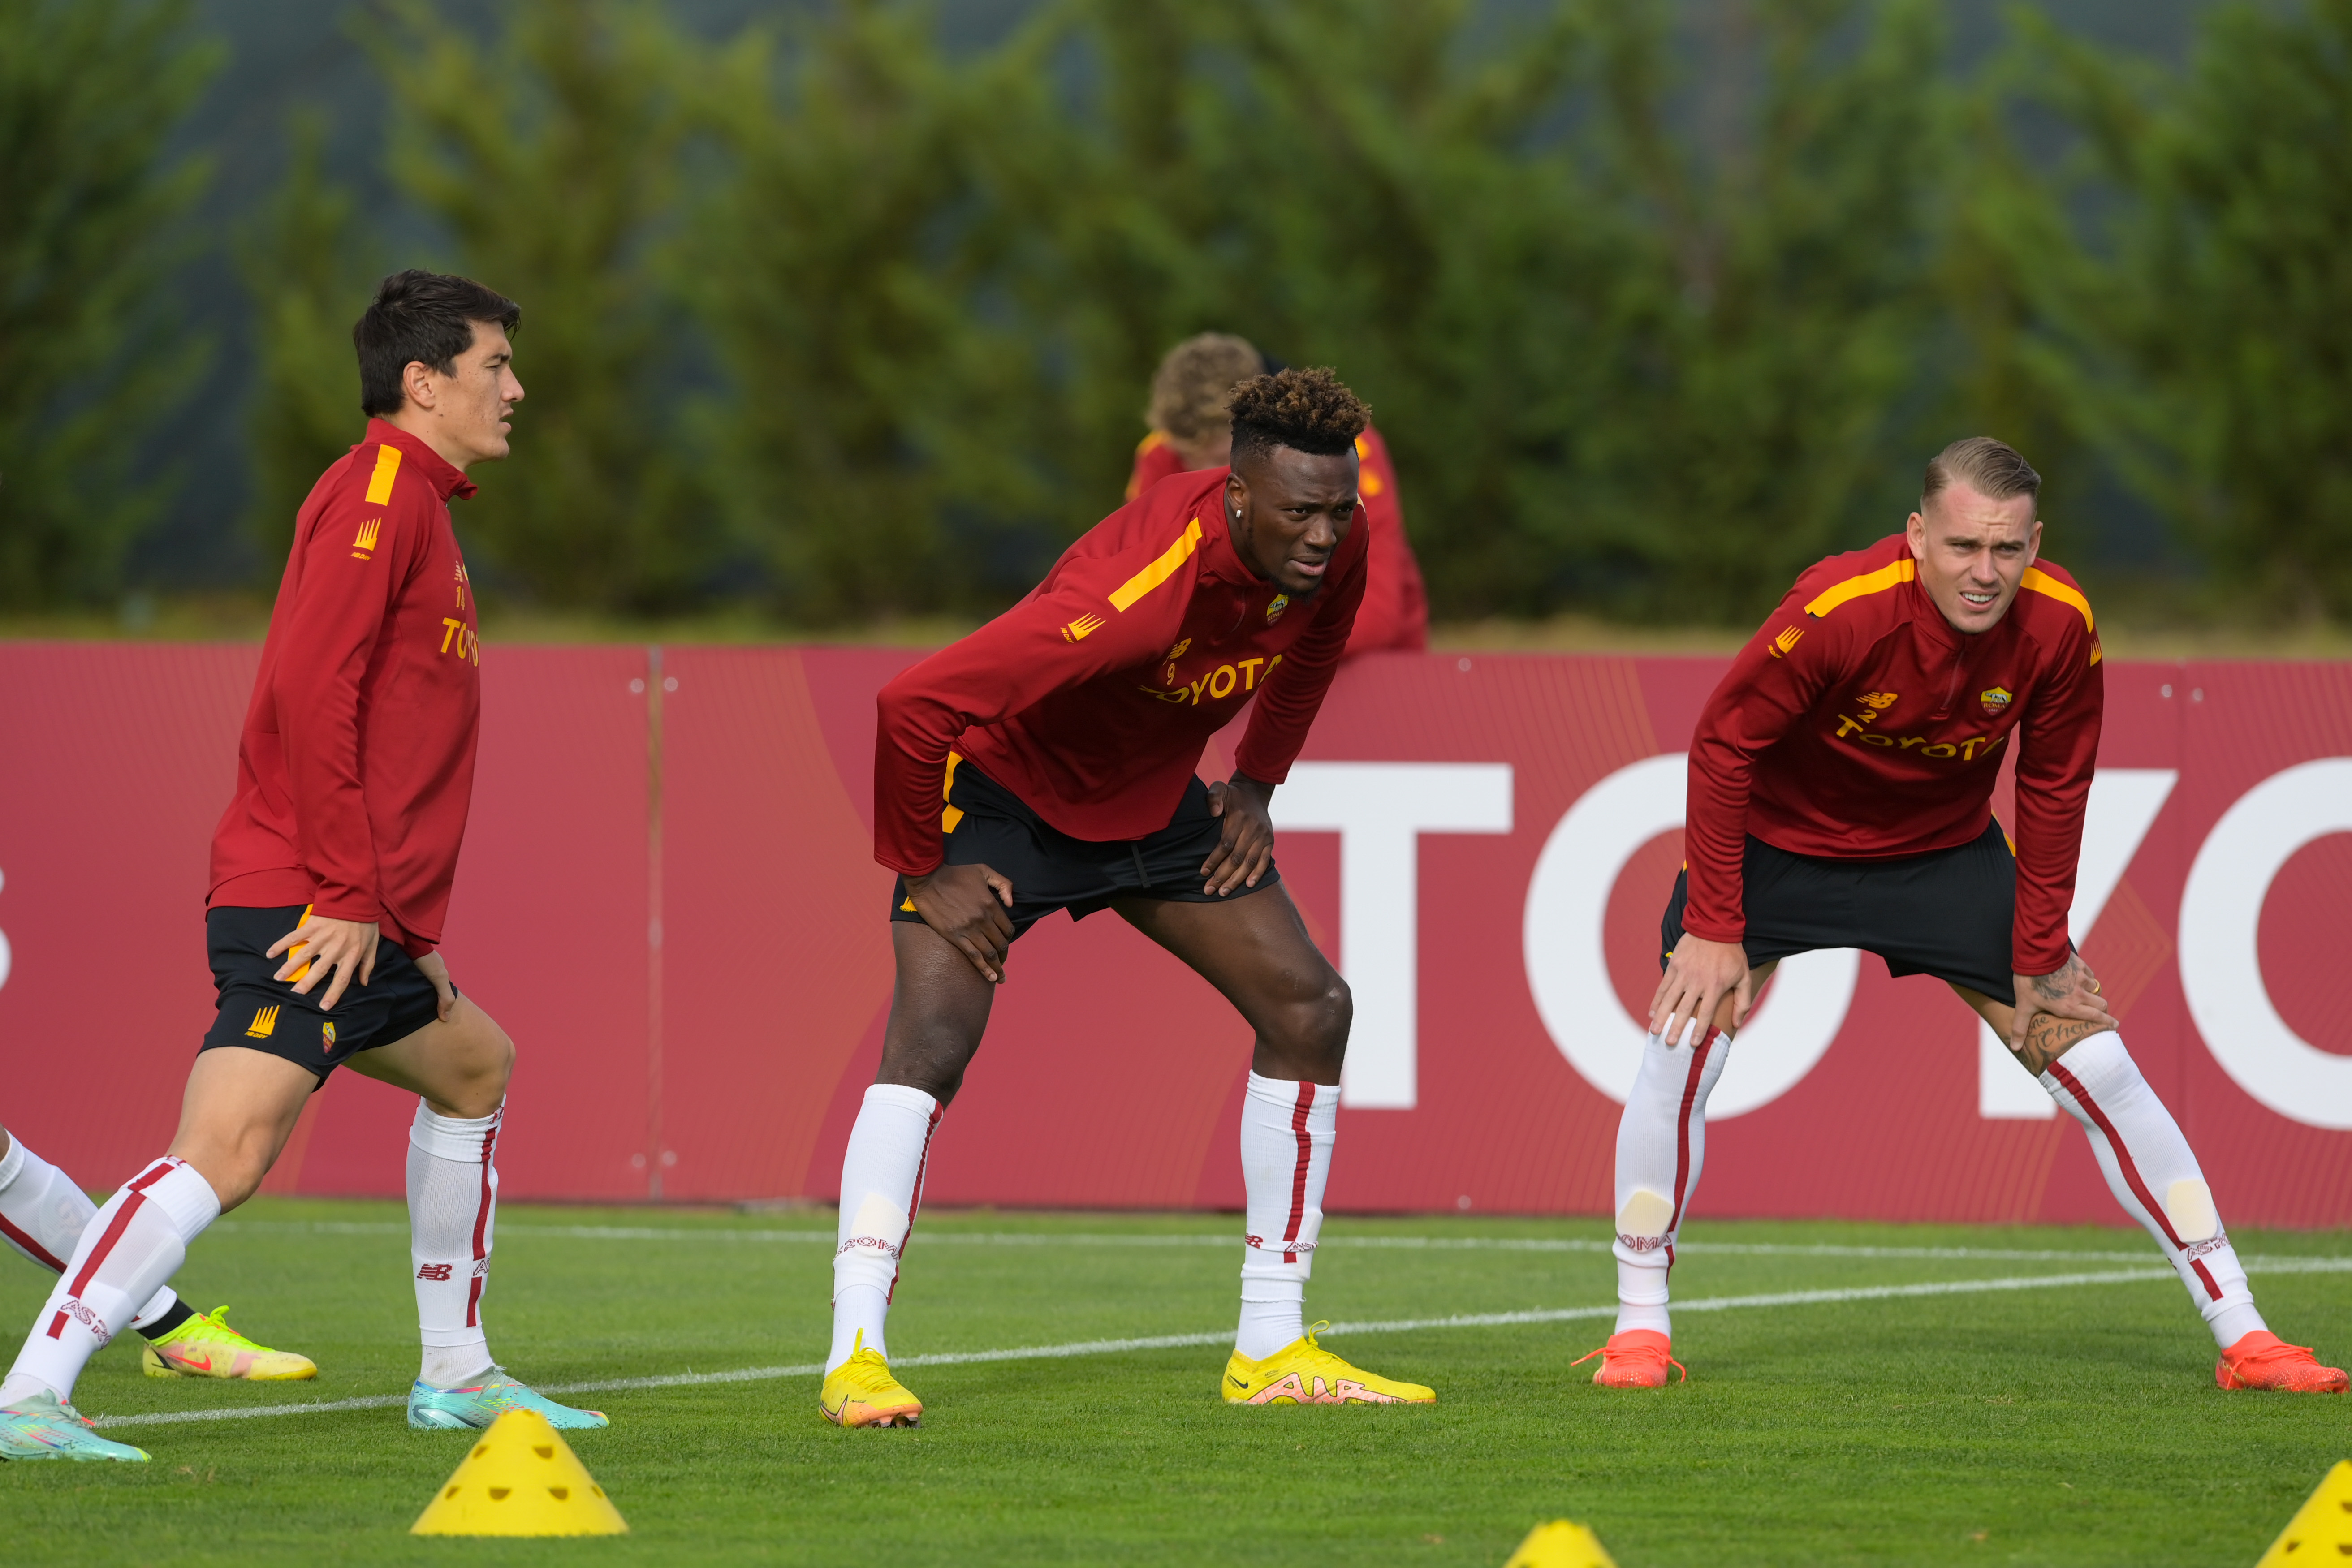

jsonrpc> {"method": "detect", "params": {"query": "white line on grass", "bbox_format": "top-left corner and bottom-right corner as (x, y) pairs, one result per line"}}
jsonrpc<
(98, 1258), (2352, 1432)
(206, 1219), (2352, 1270)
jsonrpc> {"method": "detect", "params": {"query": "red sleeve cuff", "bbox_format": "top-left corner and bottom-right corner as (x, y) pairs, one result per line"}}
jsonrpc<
(1678, 914), (1745, 946)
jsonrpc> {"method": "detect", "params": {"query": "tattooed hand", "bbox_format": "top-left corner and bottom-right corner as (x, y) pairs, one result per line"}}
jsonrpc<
(2007, 953), (2116, 1073)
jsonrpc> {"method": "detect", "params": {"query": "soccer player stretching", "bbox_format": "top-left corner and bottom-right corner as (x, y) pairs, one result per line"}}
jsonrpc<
(0, 271), (605, 1462)
(1584, 438), (2343, 1395)
(0, 1123), (314, 1383)
(821, 369), (1435, 1426)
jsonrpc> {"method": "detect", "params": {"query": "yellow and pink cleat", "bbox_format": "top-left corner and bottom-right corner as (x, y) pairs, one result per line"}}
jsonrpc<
(2215, 1331), (2347, 1393)
(820, 1332), (924, 1428)
(1222, 1325), (1434, 1405)
(140, 1305), (317, 1382)
(1574, 1329), (1687, 1388)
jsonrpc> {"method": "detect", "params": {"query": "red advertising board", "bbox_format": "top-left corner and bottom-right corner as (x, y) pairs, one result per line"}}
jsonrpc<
(0, 645), (2346, 1224)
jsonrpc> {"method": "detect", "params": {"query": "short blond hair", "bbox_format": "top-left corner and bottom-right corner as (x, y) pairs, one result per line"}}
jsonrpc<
(1146, 332), (1263, 444)
(1923, 436), (2041, 513)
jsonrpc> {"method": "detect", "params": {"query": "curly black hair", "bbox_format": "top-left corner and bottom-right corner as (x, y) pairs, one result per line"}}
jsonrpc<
(1228, 366), (1369, 464)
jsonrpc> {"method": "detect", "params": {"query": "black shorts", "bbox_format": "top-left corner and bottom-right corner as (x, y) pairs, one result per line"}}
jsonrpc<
(198, 905), (450, 1078)
(1661, 819), (2029, 1004)
(888, 759), (1280, 942)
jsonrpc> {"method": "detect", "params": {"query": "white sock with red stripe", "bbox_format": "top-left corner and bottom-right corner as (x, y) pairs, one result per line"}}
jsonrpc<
(829, 1083), (942, 1371)
(0, 1133), (181, 1331)
(0, 1156), (219, 1406)
(1610, 1028), (1729, 1339)
(1236, 1072), (1337, 1361)
(2039, 1031), (2265, 1349)
(409, 1101), (502, 1389)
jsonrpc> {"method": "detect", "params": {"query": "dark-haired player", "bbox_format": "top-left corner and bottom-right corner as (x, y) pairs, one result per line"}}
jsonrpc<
(0, 270), (605, 1462)
(1580, 437), (2343, 1395)
(1129, 333), (1428, 655)
(820, 368), (1436, 1427)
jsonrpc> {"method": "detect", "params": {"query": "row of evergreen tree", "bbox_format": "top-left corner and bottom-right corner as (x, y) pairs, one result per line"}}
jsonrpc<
(6, 0), (2351, 625)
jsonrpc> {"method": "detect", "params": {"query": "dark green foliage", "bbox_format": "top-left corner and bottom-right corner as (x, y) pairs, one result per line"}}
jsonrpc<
(1992, 1), (2352, 620)
(0, 0), (213, 606)
(239, 114), (382, 563)
(368, 0), (707, 612)
(203, 0), (2352, 624)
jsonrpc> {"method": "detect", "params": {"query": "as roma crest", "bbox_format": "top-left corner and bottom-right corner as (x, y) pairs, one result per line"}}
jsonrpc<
(1265, 594), (1289, 625)
(321, 1021), (338, 1052)
(1980, 686), (2013, 717)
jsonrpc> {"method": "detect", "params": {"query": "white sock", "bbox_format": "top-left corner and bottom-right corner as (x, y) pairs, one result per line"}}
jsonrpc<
(1610, 1028), (1729, 1340)
(829, 1084), (941, 1371)
(0, 1133), (181, 1331)
(1235, 1072), (1337, 1361)
(0, 1157), (220, 1405)
(409, 1100), (502, 1389)
(2041, 1031), (2264, 1349)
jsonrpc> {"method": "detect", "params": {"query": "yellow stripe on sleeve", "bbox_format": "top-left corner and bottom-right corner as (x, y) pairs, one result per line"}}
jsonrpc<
(1803, 558), (1915, 619)
(363, 445), (403, 506)
(1107, 518), (1204, 612)
(2020, 567), (2095, 633)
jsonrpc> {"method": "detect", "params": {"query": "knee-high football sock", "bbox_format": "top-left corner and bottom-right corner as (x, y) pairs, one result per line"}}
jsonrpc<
(0, 1157), (220, 1406)
(1236, 1072), (1338, 1361)
(1610, 1029), (1729, 1338)
(409, 1100), (503, 1388)
(2040, 1031), (2265, 1348)
(0, 1134), (190, 1340)
(829, 1084), (942, 1371)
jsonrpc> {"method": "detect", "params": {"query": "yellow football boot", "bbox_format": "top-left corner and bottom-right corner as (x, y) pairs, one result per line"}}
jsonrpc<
(820, 1332), (923, 1428)
(140, 1305), (317, 1381)
(1222, 1324), (1434, 1405)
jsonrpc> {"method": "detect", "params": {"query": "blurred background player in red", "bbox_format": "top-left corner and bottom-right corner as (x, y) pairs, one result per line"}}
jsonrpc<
(1128, 333), (1428, 656)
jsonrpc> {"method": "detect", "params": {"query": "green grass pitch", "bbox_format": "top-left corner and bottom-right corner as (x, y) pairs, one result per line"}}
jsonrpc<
(2, 1198), (2347, 1565)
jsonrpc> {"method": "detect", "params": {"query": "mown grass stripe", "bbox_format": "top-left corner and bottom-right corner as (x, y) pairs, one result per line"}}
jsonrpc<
(98, 1259), (2334, 1431)
(205, 1219), (2352, 1270)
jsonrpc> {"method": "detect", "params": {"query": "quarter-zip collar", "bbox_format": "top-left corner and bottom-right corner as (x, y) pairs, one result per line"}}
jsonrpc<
(363, 417), (478, 503)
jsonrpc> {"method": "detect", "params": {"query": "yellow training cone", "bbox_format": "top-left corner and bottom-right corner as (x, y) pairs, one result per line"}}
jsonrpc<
(1503, 1519), (1619, 1568)
(411, 1408), (627, 1537)
(2255, 1460), (2352, 1565)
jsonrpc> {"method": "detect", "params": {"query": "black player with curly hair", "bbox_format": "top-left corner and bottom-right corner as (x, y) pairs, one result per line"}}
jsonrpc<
(813, 367), (1437, 1429)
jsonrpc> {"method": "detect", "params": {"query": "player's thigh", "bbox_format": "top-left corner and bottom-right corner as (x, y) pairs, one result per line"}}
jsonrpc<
(878, 919), (998, 1092)
(345, 995), (514, 1119)
(1114, 884), (1343, 1034)
(166, 1045), (319, 1208)
(1720, 959), (1779, 1035)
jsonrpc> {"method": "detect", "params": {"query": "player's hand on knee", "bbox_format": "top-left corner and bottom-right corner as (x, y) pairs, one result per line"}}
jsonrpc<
(1202, 775), (1276, 896)
(414, 951), (460, 1023)
(905, 864), (1016, 983)
(268, 914), (380, 1012)
(1650, 933), (1750, 1047)
(2009, 953), (2115, 1057)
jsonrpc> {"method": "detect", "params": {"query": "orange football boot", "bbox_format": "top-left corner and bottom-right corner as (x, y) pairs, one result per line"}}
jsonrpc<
(1572, 1329), (1686, 1388)
(2215, 1331), (2348, 1393)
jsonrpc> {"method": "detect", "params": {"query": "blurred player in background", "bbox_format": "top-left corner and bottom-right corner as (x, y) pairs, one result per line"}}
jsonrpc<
(1584, 437), (2343, 1396)
(1129, 332), (1428, 656)
(822, 368), (1435, 1427)
(0, 270), (607, 1463)
(0, 1123), (313, 1383)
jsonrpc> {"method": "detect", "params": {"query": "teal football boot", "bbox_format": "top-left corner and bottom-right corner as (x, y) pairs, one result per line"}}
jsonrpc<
(0, 1392), (150, 1461)
(407, 1370), (608, 1430)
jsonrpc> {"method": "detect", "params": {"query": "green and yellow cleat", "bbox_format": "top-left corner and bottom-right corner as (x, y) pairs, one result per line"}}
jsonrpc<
(1222, 1324), (1435, 1405)
(820, 1332), (923, 1428)
(142, 1304), (317, 1381)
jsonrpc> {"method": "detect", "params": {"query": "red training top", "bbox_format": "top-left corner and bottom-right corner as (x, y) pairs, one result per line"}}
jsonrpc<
(1681, 533), (2103, 976)
(209, 419), (484, 957)
(874, 466), (1367, 876)
(1127, 422), (1426, 655)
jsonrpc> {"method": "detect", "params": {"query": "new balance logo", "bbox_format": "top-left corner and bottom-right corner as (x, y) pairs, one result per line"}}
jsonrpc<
(352, 517), (382, 560)
(1062, 613), (1105, 642)
(416, 1263), (454, 1281)
(245, 1006), (280, 1039)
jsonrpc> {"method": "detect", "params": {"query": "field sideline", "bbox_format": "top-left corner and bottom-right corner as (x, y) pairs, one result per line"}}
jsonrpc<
(4, 1200), (2347, 1565)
